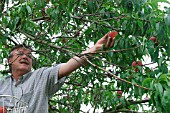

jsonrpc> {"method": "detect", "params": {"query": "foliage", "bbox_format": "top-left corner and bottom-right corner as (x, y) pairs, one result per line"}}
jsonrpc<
(0, 0), (170, 112)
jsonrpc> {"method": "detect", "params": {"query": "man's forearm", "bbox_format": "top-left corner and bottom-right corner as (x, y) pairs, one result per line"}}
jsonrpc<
(58, 47), (96, 79)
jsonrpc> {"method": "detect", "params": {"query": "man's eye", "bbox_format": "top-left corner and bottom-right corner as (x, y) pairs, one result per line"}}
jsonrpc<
(27, 54), (33, 58)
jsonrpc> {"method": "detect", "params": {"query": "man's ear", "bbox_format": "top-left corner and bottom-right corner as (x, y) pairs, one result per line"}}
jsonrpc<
(8, 58), (12, 65)
(7, 53), (13, 65)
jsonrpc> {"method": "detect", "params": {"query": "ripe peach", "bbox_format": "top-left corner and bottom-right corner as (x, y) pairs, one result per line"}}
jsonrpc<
(132, 61), (142, 66)
(149, 36), (156, 43)
(117, 91), (123, 98)
(117, 91), (122, 95)
(132, 61), (142, 72)
(108, 31), (118, 39)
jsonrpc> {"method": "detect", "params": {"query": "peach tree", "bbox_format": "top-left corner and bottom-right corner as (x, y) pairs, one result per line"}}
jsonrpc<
(0, 0), (170, 112)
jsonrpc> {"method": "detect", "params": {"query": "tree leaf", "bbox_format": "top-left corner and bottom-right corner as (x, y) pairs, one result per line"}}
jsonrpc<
(154, 83), (163, 97)
(142, 78), (153, 88)
(161, 88), (170, 113)
(26, 5), (32, 14)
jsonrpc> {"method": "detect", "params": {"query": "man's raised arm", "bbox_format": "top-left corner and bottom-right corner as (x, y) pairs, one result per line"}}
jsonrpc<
(58, 32), (117, 79)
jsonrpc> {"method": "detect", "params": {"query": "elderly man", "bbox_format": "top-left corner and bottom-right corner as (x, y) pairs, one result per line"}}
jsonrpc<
(0, 32), (116, 113)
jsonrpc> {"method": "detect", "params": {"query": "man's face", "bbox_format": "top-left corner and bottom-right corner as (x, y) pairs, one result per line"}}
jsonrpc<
(8, 47), (33, 74)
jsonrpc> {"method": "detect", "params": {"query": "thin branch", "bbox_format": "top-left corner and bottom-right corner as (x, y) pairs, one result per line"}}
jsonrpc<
(71, 15), (117, 30)
(115, 99), (150, 110)
(93, 46), (140, 54)
(86, 58), (150, 90)
(31, 16), (51, 21)
(19, 30), (77, 55)
(103, 109), (153, 113)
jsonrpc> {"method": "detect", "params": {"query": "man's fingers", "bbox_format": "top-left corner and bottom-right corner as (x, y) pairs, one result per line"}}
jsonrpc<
(105, 37), (113, 49)
(99, 31), (116, 50)
(103, 33), (109, 39)
(110, 38), (115, 48)
(105, 37), (110, 49)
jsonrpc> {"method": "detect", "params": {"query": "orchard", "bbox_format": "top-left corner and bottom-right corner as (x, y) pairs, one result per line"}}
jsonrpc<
(0, 0), (170, 113)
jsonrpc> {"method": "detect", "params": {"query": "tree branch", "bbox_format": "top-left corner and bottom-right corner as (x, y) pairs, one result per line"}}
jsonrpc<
(115, 99), (150, 110)
(86, 58), (150, 90)
(103, 109), (152, 113)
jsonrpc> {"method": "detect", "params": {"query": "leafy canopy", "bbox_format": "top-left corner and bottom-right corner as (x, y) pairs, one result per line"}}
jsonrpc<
(0, 0), (170, 112)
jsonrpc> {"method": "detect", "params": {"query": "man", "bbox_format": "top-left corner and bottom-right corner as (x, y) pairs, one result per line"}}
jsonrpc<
(0, 32), (115, 113)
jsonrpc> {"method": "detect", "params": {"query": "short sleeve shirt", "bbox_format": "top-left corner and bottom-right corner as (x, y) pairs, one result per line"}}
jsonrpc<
(0, 64), (66, 113)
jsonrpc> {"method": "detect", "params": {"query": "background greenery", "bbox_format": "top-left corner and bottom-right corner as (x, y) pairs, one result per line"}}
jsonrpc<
(0, 0), (170, 112)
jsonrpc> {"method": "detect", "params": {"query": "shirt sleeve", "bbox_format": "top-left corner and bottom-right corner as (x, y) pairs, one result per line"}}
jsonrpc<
(45, 63), (66, 97)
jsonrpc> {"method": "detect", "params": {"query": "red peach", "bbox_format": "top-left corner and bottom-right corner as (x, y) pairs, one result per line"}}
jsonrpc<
(108, 31), (118, 39)
(132, 61), (142, 72)
(132, 61), (142, 67)
(117, 91), (123, 95)
(149, 36), (156, 42)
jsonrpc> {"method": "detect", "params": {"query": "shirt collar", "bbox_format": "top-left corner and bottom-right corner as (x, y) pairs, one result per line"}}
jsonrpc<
(20, 71), (32, 82)
(6, 71), (32, 86)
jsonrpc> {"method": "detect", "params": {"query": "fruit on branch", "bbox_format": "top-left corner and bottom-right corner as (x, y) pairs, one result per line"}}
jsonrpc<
(132, 61), (142, 66)
(117, 91), (123, 98)
(132, 61), (143, 72)
(0, 107), (7, 113)
(104, 31), (118, 49)
(149, 36), (156, 43)
(117, 91), (123, 95)
(108, 31), (118, 39)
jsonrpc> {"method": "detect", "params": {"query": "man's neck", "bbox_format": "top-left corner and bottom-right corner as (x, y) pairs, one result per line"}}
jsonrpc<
(12, 71), (29, 81)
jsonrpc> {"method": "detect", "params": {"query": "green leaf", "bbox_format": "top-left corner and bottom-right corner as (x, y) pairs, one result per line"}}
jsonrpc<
(137, 20), (143, 33)
(68, 0), (73, 13)
(161, 89), (170, 113)
(26, 5), (32, 14)
(142, 78), (153, 88)
(147, 41), (154, 60)
(122, 20), (128, 30)
(160, 64), (168, 74)
(165, 14), (170, 27)
(158, 56), (164, 66)
(158, 74), (168, 83)
(108, 51), (113, 57)
(154, 83), (163, 97)
(84, 28), (92, 35)
(60, 0), (68, 8)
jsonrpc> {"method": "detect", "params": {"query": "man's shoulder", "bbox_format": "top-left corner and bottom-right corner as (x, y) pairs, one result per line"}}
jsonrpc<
(32, 64), (61, 73)
(30, 67), (51, 77)
(0, 75), (11, 85)
(0, 74), (11, 80)
(32, 67), (49, 73)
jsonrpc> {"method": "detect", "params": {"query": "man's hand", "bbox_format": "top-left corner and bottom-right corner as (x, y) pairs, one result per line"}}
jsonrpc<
(82, 31), (118, 54)
(94, 31), (118, 51)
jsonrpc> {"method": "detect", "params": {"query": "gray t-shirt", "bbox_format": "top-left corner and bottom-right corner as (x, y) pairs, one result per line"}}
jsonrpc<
(0, 64), (66, 113)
